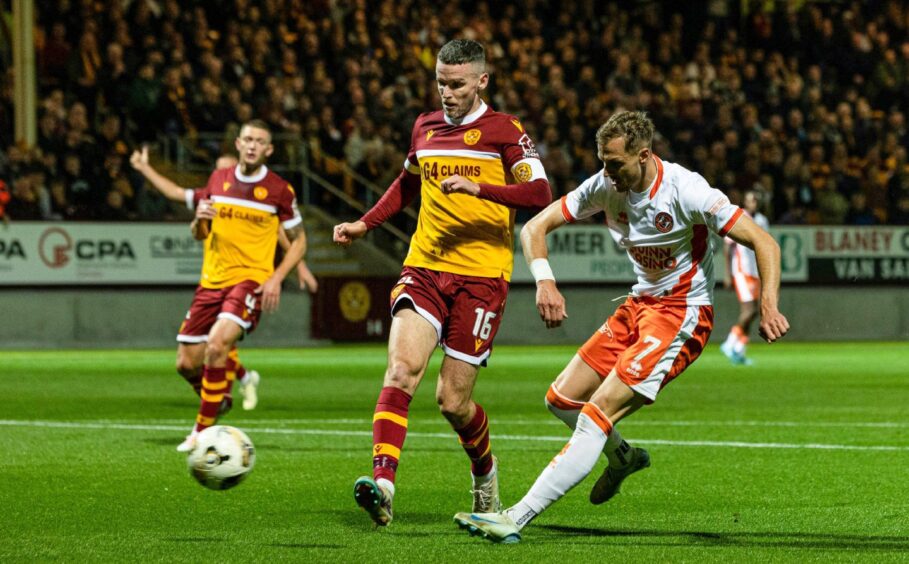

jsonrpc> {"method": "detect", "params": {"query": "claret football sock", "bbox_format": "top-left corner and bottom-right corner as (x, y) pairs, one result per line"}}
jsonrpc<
(507, 403), (612, 526)
(456, 403), (494, 477)
(194, 366), (227, 433)
(372, 386), (412, 484)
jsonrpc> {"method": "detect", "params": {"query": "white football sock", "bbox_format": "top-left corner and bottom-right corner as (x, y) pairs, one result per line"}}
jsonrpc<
(545, 385), (582, 429)
(724, 331), (739, 349)
(506, 404), (611, 529)
(547, 385), (629, 466)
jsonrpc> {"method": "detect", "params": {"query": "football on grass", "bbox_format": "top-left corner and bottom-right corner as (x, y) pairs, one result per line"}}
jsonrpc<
(187, 425), (256, 490)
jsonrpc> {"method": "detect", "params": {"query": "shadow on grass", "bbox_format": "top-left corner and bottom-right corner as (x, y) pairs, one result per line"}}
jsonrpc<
(536, 525), (909, 551)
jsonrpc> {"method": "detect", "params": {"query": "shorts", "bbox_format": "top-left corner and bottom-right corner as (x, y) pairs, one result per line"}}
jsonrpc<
(389, 266), (509, 366)
(578, 296), (714, 402)
(732, 271), (760, 303)
(177, 280), (263, 343)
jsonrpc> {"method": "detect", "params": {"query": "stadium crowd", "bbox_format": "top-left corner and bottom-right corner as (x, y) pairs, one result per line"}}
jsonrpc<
(1, 0), (908, 224)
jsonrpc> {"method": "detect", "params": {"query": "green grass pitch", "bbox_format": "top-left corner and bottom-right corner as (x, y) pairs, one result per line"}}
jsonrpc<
(2, 343), (907, 562)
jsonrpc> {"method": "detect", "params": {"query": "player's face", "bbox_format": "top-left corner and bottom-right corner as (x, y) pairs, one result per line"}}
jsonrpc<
(436, 61), (489, 122)
(598, 137), (650, 193)
(744, 192), (758, 214)
(235, 126), (274, 169)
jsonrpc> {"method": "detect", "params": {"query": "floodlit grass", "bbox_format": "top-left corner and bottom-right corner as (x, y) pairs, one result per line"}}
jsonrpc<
(2, 343), (907, 562)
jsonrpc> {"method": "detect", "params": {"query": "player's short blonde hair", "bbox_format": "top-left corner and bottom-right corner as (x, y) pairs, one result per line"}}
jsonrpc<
(596, 111), (654, 154)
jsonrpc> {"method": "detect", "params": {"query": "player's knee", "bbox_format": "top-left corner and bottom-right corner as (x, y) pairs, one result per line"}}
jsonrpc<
(384, 359), (422, 390)
(205, 339), (230, 364)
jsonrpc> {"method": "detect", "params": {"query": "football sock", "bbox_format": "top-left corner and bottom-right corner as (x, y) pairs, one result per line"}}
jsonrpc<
(194, 366), (227, 432)
(225, 347), (247, 395)
(730, 325), (748, 355)
(372, 386), (412, 484)
(181, 369), (203, 396)
(455, 403), (494, 477)
(506, 403), (612, 529)
(546, 384), (631, 467)
(723, 330), (739, 350)
(545, 384), (584, 428)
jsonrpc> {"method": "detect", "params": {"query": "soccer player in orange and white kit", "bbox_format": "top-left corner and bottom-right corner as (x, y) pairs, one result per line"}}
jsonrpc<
(721, 190), (770, 365)
(130, 120), (309, 451)
(333, 39), (552, 526)
(455, 111), (789, 543)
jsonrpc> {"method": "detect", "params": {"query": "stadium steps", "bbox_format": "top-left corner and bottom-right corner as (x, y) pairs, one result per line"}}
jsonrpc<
(302, 206), (402, 277)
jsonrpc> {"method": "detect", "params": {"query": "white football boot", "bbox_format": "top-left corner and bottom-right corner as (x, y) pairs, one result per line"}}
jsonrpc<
(454, 511), (521, 544)
(241, 370), (260, 411)
(176, 432), (198, 453)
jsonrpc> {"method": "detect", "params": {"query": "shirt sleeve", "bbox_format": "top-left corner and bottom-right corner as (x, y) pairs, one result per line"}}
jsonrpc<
(561, 172), (608, 222)
(498, 117), (547, 183)
(188, 171), (218, 210)
(278, 184), (303, 229)
(681, 173), (743, 236)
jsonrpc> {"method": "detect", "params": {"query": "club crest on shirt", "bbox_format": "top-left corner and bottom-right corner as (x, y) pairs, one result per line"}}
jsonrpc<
(463, 129), (482, 145)
(253, 187), (268, 200)
(513, 162), (533, 183)
(654, 211), (674, 233)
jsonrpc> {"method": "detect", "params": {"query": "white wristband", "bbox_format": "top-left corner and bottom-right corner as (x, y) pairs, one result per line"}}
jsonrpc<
(529, 258), (555, 283)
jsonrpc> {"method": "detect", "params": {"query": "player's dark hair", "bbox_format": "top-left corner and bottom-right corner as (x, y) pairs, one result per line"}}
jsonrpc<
(437, 39), (486, 70)
(596, 111), (655, 153)
(241, 119), (272, 136)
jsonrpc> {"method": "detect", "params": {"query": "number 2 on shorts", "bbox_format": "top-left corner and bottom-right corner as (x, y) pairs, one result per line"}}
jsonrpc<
(472, 308), (496, 340)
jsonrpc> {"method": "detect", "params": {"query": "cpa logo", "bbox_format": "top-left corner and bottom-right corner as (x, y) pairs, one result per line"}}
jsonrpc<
(39, 227), (73, 268)
(654, 212), (674, 233)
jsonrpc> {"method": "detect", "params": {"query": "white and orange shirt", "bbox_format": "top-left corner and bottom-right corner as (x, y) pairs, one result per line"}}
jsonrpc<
(402, 101), (547, 281)
(561, 156), (743, 305)
(187, 164), (302, 289)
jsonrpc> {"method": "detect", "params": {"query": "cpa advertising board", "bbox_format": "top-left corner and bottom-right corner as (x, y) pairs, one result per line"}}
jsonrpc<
(0, 222), (202, 285)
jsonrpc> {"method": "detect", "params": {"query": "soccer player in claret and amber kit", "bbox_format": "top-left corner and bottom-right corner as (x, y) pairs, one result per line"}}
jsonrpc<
(131, 120), (310, 451)
(333, 39), (552, 526)
(455, 111), (789, 543)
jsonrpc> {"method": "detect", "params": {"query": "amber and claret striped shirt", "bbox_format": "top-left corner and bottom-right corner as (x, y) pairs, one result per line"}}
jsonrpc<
(362, 101), (551, 281)
(188, 165), (302, 288)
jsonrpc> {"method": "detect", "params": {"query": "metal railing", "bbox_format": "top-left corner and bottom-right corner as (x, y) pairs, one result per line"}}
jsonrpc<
(157, 132), (417, 250)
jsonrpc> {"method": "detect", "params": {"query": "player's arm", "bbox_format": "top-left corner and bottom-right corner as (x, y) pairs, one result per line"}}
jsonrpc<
(521, 199), (570, 328)
(333, 169), (421, 246)
(441, 174), (551, 210)
(726, 215), (790, 342)
(279, 226), (318, 293)
(257, 223), (307, 313)
(129, 146), (188, 202)
(190, 198), (216, 240)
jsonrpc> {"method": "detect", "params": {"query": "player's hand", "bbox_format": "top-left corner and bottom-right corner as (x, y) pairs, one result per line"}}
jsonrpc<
(196, 199), (216, 220)
(333, 221), (367, 246)
(129, 146), (149, 171)
(440, 175), (480, 196)
(296, 261), (318, 293)
(723, 276), (732, 290)
(255, 276), (282, 313)
(535, 279), (568, 328)
(758, 306), (789, 343)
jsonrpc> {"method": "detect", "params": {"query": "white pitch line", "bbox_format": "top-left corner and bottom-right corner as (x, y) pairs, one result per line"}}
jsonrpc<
(0, 420), (907, 452)
(65, 417), (908, 429)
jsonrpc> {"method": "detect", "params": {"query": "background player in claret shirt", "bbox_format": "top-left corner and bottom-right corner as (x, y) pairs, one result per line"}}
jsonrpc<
(455, 111), (789, 543)
(721, 190), (770, 366)
(130, 120), (310, 451)
(333, 39), (551, 527)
